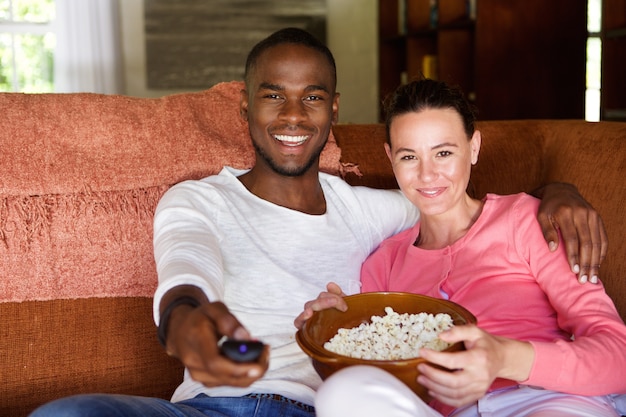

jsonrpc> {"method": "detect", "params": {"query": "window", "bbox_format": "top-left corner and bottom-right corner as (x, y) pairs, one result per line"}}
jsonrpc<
(0, 0), (55, 92)
(586, 0), (602, 121)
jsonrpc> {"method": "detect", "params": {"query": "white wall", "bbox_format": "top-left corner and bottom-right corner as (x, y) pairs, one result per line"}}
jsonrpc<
(119, 0), (378, 123)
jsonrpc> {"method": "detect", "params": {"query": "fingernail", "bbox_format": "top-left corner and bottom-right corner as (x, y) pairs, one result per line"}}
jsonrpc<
(549, 241), (557, 251)
(247, 368), (261, 378)
(233, 327), (249, 340)
(590, 275), (598, 284)
(579, 275), (588, 284)
(573, 264), (580, 274)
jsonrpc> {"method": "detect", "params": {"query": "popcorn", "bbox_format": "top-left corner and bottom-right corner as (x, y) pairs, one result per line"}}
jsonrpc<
(324, 307), (453, 360)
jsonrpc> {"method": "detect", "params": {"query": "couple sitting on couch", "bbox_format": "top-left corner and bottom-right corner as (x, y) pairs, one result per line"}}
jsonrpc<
(30, 27), (623, 417)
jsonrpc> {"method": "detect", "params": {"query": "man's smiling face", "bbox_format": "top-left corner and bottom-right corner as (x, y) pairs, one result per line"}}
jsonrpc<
(240, 43), (339, 177)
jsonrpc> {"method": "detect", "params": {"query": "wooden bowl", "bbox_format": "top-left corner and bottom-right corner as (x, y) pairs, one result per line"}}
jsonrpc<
(296, 292), (476, 402)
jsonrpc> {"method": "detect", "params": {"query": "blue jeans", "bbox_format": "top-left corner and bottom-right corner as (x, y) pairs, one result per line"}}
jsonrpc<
(28, 393), (315, 417)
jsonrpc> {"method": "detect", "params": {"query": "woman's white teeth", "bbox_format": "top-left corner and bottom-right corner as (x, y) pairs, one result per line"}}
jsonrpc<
(275, 134), (307, 145)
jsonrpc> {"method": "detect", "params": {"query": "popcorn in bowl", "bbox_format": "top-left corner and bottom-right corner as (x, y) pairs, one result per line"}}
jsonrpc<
(323, 306), (454, 360)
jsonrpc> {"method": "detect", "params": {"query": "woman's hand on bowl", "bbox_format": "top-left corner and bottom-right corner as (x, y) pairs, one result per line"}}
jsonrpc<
(294, 282), (348, 329)
(416, 324), (534, 408)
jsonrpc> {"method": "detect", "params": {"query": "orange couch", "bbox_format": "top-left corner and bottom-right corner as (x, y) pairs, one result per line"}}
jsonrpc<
(1, 83), (625, 416)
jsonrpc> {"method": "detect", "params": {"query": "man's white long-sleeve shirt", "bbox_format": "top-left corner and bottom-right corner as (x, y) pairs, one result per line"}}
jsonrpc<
(152, 167), (418, 406)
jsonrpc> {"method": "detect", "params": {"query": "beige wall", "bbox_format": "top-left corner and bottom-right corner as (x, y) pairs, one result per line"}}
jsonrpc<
(119, 0), (378, 123)
(327, 0), (378, 123)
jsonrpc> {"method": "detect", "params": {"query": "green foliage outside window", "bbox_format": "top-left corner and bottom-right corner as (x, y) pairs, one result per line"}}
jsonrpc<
(1, 0), (54, 22)
(0, 0), (55, 92)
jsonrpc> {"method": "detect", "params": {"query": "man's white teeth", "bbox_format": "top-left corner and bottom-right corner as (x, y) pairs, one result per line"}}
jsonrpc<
(275, 134), (307, 144)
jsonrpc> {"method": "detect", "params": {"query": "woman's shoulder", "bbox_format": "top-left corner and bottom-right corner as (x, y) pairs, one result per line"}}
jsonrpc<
(485, 192), (540, 212)
(478, 193), (542, 235)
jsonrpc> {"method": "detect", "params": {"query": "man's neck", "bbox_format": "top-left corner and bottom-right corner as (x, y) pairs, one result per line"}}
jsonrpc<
(238, 167), (326, 215)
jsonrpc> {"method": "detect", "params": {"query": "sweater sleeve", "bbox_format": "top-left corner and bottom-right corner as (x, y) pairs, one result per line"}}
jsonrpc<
(152, 180), (226, 324)
(513, 194), (626, 395)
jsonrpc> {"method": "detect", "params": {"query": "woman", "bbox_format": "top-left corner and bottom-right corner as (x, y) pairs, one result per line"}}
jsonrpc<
(297, 79), (626, 417)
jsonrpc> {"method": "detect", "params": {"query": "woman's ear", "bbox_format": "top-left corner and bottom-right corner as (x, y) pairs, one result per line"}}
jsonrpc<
(384, 142), (393, 163)
(470, 130), (481, 165)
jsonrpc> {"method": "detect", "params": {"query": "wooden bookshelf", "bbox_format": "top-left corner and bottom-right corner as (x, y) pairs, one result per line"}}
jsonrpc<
(378, 0), (587, 121)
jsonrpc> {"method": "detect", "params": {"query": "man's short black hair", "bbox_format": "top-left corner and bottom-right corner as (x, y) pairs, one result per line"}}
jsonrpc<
(244, 27), (336, 88)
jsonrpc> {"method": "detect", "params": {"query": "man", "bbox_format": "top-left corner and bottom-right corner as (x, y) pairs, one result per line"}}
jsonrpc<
(29, 27), (606, 417)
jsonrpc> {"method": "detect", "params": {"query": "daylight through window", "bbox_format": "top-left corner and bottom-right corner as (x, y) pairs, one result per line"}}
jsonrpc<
(0, 0), (55, 92)
(586, 0), (602, 121)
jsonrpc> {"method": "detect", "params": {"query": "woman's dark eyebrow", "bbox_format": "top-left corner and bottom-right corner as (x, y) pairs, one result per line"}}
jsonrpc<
(394, 147), (414, 154)
(394, 142), (458, 154)
(432, 142), (458, 149)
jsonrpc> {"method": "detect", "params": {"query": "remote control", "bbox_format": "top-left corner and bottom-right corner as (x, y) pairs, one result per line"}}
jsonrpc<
(220, 339), (265, 363)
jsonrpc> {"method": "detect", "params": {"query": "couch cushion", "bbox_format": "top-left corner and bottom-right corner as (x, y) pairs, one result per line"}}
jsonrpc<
(0, 298), (183, 417)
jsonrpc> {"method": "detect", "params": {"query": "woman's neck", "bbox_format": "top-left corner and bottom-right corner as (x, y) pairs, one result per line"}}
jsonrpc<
(415, 197), (484, 249)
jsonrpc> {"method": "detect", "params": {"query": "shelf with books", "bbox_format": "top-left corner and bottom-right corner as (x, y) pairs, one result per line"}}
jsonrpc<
(378, 0), (587, 121)
(379, 0), (477, 117)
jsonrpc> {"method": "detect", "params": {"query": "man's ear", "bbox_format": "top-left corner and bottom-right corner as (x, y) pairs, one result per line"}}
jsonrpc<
(331, 92), (340, 125)
(240, 89), (249, 121)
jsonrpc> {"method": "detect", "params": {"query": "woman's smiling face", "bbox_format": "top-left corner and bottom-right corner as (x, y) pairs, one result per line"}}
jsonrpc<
(385, 107), (481, 217)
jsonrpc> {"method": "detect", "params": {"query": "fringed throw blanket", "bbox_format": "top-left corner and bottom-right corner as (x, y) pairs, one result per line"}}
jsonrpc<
(0, 81), (344, 302)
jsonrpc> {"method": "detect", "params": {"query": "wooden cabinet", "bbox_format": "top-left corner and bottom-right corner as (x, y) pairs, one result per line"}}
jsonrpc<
(601, 0), (626, 121)
(378, 0), (587, 121)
